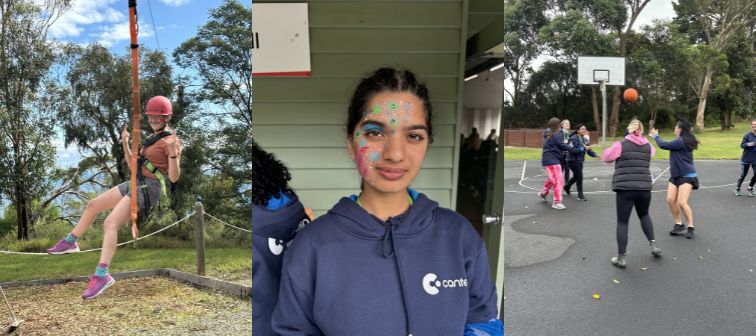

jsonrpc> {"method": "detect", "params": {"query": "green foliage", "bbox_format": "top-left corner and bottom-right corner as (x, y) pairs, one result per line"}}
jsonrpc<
(0, 0), (68, 239)
(173, 0), (252, 129)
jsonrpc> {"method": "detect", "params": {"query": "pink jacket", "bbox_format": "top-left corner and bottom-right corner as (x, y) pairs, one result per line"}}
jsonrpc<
(602, 133), (656, 163)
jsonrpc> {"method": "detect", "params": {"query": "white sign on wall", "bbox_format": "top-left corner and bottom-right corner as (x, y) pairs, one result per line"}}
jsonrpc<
(252, 3), (311, 76)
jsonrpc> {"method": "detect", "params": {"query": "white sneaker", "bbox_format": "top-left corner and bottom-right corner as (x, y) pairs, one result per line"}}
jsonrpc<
(551, 202), (566, 210)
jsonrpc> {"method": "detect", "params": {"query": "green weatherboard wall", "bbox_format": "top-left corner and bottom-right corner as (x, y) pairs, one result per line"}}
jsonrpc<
(253, 0), (469, 217)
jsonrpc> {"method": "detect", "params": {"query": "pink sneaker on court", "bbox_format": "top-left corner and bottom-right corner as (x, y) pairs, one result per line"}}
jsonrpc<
(82, 275), (115, 300)
(46, 239), (80, 255)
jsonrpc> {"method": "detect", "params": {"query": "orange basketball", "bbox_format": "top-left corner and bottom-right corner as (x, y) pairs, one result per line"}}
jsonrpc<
(623, 88), (639, 103)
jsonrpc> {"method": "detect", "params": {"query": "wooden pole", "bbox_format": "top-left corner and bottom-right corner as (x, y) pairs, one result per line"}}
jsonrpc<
(194, 202), (206, 276)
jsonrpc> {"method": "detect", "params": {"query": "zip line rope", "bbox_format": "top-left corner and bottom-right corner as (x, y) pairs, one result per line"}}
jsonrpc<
(0, 211), (196, 256)
(205, 213), (252, 233)
(0, 210), (252, 256)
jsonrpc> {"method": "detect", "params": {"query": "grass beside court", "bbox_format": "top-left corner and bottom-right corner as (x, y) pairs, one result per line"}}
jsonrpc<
(504, 121), (752, 161)
(0, 247), (251, 286)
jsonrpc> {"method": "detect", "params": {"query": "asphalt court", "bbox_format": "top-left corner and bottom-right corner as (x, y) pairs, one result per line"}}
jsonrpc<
(503, 160), (756, 336)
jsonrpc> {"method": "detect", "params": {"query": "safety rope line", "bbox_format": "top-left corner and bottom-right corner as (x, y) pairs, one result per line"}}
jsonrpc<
(204, 213), (252, 233)
(0, 211), (196, 256)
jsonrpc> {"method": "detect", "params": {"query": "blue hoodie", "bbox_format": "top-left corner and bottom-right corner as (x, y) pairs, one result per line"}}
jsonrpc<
(652, 135), (696, 178)
(253, 192), (311, 336)
(566, 133), (597, 163)
(740, 132), (756, 164)
(542, 131), (572, 166)
(272, 192), (501, 336)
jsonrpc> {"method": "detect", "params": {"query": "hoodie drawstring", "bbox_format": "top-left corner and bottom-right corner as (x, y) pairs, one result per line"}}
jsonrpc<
(382, 219), (414, 336)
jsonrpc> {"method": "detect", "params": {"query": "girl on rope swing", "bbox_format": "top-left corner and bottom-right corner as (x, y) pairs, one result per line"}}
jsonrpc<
(47, 96), (182, 299)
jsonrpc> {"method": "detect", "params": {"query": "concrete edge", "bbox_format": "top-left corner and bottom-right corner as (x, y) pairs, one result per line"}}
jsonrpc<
(0, 268), (251, 299)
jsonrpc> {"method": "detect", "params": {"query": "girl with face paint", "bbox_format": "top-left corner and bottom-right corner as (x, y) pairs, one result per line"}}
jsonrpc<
(272, 68), (503, 336)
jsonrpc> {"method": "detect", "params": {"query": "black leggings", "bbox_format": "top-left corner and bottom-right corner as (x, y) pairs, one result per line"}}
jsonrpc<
(565, 161), (583, 196)
(561, 155), (570, 183)
(736, 162), (756, 189)
(616, 190), (655, 254)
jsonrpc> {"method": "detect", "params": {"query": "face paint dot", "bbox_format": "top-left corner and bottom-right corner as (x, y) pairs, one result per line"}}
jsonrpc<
(369, 152), (380, 163)
(372, 104), (382, 115)
(403, 102), (412, 111)
(359, 139), (367, 148)
(390, 118), (397, 128)
(356, 131), (361, 137)
(389, 102), (398, 111)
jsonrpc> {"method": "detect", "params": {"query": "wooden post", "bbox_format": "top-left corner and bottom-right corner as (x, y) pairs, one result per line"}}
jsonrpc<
(194, 202), (206, 276)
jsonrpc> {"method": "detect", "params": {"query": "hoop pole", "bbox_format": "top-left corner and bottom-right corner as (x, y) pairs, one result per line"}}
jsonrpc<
(600, 80), (607, 148)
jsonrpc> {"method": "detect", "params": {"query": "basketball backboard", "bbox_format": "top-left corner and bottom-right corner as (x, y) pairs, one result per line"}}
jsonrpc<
(577, 56), (625, 86)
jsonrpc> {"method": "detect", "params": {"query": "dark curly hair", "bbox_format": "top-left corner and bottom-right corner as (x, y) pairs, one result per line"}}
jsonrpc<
(676, 118), (699, 150)
(252, 138), (296, 206)
(346, 67), (434, 143)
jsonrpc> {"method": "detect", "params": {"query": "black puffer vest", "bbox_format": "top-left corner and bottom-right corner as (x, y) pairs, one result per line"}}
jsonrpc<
(612, 140), (652, 191)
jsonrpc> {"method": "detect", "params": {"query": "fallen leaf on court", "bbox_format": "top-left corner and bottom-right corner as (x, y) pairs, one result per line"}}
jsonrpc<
(581, 256), (586, 260)
(750, 269), (753, 272)
(532, 221), (538, 224)
(672, 257), (677, 260)
(524, 206), (529, 209)
(640, 267), (648, 271)
(707, 249), (711, 252)
(698, 256), (703, 260)
(592, 293), (600, 299)
(612, 279), (620, 284)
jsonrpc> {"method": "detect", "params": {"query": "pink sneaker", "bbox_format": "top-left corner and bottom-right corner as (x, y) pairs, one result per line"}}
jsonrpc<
(82, 275), (115, 300)
(46, 239), (80, 255)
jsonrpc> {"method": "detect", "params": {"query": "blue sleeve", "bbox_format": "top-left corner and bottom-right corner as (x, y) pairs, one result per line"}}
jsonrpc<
(272, 256), (324, 335)
(568, 136), (584, 154)
(466, 244), (500, 324)
(464, 319), (504, 336)
(743, 134), (752, 149)
(654, 135), (686, 151)
(553, 134), (572, 151)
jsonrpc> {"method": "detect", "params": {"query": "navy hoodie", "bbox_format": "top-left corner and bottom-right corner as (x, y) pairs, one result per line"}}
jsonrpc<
(653, 135), (696, 178)
(566, 133), (597, 163)
(253, 193), (310, 336)
(272, 192), (500, 336)
(542, 131), (572, 166)
(740, 132), (756, 164)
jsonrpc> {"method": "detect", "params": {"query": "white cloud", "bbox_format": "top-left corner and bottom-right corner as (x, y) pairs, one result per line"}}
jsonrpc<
(92, 21), (153, 48)
(158, 0), (191, 6)
(49, 0), (124, 39)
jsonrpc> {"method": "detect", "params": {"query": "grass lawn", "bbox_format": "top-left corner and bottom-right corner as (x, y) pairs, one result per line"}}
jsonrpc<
(504, 121), (752, 161)
(0, 247), (251, 285)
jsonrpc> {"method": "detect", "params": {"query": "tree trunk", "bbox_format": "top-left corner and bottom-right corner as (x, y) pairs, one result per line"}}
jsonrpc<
(14, 183), (29, 240)
(695, 65), (713, 132)
(609, 87), (622, 137)
(591, 87), (600, 130)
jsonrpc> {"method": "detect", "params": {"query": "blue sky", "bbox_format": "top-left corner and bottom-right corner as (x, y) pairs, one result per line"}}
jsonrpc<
(49, 0), (229, 54)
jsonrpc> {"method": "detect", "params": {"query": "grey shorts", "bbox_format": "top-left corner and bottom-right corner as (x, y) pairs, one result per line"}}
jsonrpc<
(117, 177), (163, 220)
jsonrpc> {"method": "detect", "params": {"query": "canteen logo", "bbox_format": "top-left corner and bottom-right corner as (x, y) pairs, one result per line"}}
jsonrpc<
(268, 238), (285, 255)
(422, 273), (468, 295)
